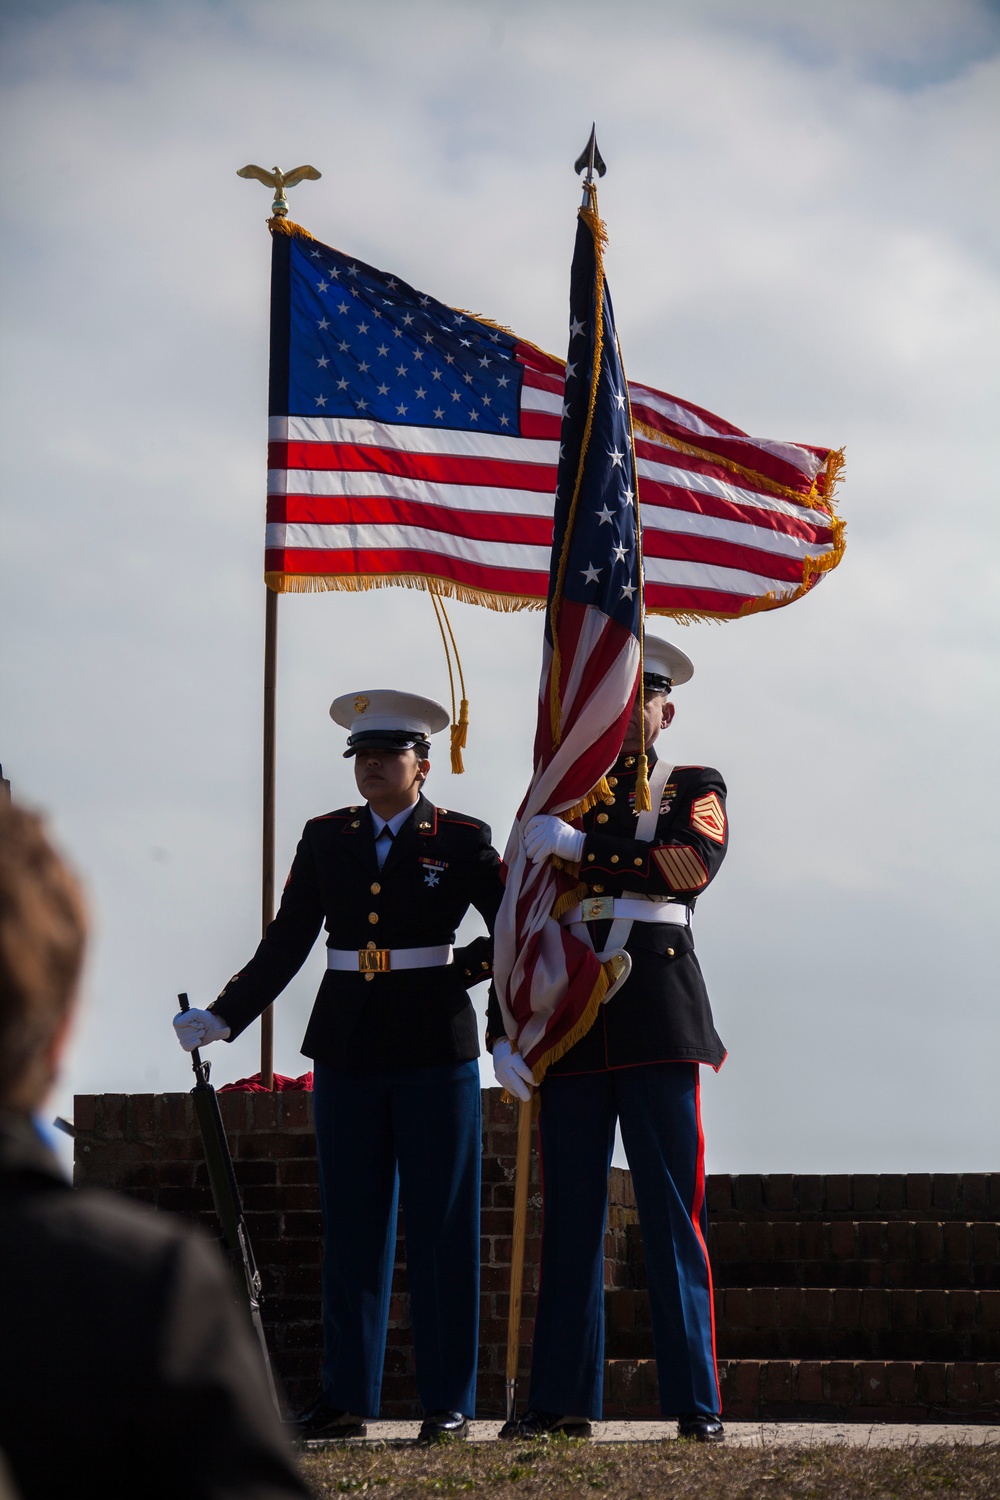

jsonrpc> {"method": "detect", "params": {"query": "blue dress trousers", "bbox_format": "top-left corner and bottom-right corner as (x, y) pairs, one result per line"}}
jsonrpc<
(212, 794), (504, 1418)
(487, 751), (729, 1419)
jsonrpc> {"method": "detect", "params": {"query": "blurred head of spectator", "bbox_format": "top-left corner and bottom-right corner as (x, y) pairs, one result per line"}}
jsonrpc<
(0, 804), (86, 1114)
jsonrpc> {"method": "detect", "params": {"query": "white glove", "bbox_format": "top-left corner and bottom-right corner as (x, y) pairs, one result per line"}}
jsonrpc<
(523, 815), (586, 866)
(492, 1039), (535, 1102)
(172, 1007), (231, 1052)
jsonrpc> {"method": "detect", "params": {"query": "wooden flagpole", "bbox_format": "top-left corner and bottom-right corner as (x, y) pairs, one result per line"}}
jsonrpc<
(505, 1096), (535, 1422)
(504, 127), (610, 1428)
(238, 162), (322, 1090)
(260, 585), (278, 1088)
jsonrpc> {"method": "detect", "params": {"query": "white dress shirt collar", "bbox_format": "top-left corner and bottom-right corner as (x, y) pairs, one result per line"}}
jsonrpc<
(370, 804), (418, 839)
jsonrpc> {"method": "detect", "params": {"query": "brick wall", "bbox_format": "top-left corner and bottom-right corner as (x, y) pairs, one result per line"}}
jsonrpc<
(74, 1091), (999, 1421)
(72, 1087), (636, 1417)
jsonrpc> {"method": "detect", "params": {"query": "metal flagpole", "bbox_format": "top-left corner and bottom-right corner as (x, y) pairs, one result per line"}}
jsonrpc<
(260, 586), (278, 1088)
(505, 1095), (535, 1422)
(237, 161), (323, 1090)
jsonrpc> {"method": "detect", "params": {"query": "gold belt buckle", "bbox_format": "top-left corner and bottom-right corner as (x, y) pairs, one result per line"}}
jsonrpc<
(583, 895), (614, 921)
(358, 946), (391, 973)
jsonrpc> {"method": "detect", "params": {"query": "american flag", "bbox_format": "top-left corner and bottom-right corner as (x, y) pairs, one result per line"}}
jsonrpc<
(265, 223), (844, 615)
(492, 196), (645, 1079)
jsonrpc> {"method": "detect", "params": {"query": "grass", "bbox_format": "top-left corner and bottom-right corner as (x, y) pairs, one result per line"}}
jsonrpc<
(301, 1437), (1000, 1499)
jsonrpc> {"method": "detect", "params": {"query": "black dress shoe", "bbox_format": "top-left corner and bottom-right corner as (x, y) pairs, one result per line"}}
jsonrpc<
(677, 1412), (725, 1442)
(291, 1392), (366, 1440)
(417, 1410), (469, 1443)
(498, 1409), (592, 1440)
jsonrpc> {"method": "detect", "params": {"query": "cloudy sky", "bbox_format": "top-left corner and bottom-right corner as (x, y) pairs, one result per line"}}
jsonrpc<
(2, 0), (998, 1173)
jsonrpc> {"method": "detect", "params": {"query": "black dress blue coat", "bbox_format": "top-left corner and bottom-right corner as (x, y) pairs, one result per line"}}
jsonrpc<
(487, 751), (728, 1073)
(212, 794), (504, 1072)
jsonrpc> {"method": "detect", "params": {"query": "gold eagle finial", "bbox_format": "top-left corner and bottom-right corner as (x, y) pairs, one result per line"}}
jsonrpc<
(237, 163), (322, 218)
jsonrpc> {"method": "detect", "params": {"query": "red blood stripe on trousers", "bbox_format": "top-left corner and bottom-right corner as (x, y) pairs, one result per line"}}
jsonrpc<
(690, 1067), (722, 1411)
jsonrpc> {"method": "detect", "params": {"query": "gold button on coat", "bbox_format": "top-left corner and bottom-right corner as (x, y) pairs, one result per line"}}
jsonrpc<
(607, 777), (618, 787)
(370, 882), (381, 894)
(610, 855), (619, 864)
(597, 813), (609, 824)
(368, 912), (379, 924)
(634, 858), (643, 866)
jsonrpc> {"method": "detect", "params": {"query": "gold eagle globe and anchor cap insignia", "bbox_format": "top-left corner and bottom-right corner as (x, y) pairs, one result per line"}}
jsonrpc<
(330, 690), (450, 758)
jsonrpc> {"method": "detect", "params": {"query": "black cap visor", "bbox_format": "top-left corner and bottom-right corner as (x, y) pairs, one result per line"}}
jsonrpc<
(642, 672), (672, 695)
(344, 729), (432, 759)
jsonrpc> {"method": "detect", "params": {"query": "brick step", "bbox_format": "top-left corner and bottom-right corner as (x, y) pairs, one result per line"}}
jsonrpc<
(626, 1220), (1000, 1289)
(605, 1287), (1000, 1361)
(705, 1173), (998, 1223)
(604, 1358), (1000, 1422)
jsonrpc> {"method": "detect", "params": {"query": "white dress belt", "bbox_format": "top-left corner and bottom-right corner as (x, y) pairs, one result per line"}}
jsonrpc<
(327, 943), (454, 974)
(560, 897), (691, 926)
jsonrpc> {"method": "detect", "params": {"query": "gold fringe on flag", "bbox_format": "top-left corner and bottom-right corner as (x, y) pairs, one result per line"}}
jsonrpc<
(265, 570), (542, 611)
(267, 216), (319, 242)
(633, 421), (846, 511)
(263, 222), (846, 624)
(549, 881), (587, 919)
(529, 955), (621, 1084)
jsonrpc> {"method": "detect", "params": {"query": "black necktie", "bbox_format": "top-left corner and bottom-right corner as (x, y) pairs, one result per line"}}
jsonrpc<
(375, 824), (394, 869)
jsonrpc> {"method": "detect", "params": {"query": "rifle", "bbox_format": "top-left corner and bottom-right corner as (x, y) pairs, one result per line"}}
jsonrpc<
(176, 991), (280, 1413)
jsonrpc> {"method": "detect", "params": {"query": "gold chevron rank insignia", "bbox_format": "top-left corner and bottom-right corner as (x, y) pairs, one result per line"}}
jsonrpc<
(690, 792), (726, 844)
(653, 844), (709, 891)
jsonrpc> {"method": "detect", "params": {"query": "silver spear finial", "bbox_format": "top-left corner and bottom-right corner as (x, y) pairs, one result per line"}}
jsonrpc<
(574, 125), (606, 205)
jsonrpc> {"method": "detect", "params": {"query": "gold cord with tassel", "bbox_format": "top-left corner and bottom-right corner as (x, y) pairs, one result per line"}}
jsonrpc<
(634, 753), (651, 812)
(429, 587), (470, 773)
